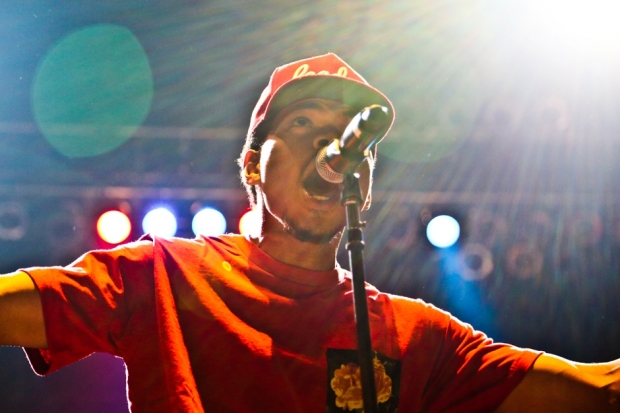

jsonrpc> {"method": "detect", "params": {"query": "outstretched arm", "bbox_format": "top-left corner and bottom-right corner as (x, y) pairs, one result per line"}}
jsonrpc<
(497, 353), (620, 412)
(0, 271), (46, 348)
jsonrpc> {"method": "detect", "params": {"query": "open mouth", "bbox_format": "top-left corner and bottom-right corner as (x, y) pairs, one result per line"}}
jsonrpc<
(302, 170), (341, 202)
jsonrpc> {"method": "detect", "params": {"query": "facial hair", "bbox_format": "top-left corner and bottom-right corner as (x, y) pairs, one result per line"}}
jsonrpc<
(281, 213), (343, 245)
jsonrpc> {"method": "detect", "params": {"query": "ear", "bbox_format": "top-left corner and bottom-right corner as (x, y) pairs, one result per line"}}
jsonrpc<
(243, 150), (261, 185)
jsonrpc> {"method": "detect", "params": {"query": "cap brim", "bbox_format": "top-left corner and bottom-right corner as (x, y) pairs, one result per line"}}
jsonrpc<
(265, 76), (395, 142)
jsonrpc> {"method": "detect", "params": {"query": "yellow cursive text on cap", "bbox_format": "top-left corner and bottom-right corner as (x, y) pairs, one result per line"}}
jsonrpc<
(292, 64), (348, 79)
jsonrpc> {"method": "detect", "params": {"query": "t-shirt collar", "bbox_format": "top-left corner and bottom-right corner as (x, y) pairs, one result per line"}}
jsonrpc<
(232, 234), (344, 290)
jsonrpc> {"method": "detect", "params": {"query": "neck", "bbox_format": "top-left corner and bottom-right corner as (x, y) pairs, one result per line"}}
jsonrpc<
(251, 227), (342, 272)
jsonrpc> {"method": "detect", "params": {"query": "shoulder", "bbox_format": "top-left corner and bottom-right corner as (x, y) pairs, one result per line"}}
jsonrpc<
(141, 233), (242, 251)
(140, 233), (247, 264)
(365, 291), (455, 354)
(380, 292), (453, 328)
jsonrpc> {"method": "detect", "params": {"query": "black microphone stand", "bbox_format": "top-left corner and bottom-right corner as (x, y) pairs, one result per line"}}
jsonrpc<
(342, 172), (378, 413)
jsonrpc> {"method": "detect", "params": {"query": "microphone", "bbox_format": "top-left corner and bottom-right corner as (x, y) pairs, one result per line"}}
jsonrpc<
(315, 105), (390, 183)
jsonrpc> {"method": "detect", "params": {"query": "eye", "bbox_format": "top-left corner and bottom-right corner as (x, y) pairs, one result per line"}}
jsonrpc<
(291, 116), (312, 127)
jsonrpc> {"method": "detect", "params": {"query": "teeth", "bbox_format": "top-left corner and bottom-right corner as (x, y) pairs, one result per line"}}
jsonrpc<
(311, 194), (330, 201)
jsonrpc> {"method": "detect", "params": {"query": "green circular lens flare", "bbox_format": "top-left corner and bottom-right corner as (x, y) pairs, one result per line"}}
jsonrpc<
(32, 24), (153, 158)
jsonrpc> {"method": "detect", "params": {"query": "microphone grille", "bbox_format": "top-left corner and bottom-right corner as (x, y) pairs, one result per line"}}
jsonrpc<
(315, 146), (344, 183)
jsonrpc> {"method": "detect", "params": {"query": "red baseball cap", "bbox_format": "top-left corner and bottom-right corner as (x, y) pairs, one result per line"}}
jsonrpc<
(248, 53), (395, 141)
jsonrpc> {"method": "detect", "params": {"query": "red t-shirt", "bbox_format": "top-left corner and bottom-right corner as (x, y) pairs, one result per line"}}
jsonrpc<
(23, 234), (540, 412)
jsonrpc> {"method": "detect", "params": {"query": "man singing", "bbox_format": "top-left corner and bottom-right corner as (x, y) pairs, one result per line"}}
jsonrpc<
(0, 53), (618, 412)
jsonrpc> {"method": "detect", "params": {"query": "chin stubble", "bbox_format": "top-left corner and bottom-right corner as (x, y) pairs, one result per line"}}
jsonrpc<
(284, 219), (343, 245)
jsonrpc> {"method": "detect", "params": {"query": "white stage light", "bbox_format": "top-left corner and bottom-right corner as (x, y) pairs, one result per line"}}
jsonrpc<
(239, 210), (261, 237)
(426, 215), (460, 248)
(192, 207), (226, 237)
(142, 207), (177, 238)
(514, 0), (620, 62)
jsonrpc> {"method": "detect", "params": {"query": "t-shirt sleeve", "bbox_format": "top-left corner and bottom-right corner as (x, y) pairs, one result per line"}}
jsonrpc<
(423, 309), (542, 413)
(21, 239), (154, 375)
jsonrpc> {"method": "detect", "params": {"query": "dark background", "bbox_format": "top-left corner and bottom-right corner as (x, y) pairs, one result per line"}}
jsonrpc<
(1, 0), (619, 411)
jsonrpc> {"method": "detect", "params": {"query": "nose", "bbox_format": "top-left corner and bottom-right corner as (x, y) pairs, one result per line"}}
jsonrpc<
(312, 126), (341, 150)
(313, 136), (331, 150)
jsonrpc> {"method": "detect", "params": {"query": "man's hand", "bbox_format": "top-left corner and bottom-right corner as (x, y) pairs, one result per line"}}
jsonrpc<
(0, 271), (46, 348)
(496, 353), (620, 412)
